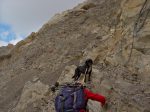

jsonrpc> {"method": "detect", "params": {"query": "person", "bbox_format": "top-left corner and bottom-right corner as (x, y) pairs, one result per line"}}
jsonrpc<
(54, 75), (107, 112)
(81, 89), (106, 111)
(76, 75), (106, 112)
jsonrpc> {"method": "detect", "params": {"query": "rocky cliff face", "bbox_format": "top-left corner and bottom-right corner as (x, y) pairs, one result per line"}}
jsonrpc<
(0, 0), (150, 112)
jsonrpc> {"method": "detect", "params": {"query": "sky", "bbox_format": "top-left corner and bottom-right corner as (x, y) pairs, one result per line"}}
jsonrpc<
(0, 0), (85, 46)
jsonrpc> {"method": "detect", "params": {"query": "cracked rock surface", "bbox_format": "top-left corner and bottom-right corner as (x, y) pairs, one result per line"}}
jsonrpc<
(0, 0), (150, 112)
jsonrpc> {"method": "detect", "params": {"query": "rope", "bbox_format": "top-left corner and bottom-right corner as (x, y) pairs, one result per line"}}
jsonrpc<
(125, 0), (150, 66)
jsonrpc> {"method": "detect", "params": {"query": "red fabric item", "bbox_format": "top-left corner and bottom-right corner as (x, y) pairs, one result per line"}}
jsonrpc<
(79, 88), (106, 112)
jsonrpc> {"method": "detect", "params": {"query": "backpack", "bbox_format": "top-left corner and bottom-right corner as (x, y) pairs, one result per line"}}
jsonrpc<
(55, 85), (86, 112)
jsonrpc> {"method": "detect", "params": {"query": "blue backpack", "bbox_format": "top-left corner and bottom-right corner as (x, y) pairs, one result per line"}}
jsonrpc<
(55, 85), (86, 112)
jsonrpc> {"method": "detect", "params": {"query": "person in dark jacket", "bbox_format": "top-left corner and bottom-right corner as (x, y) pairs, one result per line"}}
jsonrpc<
(53, 75), (107, 112)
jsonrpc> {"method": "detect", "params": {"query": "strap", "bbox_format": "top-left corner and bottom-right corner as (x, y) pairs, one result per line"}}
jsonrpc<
(60, 96), (65, 112)
(66, 109), (74, 112)
(73, 92), (77, 109)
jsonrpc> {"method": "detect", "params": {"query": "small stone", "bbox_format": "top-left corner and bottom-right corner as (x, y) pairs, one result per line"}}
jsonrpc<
(32, 76), (39, 82)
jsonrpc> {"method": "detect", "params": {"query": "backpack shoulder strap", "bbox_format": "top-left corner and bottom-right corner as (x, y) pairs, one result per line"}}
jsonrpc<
(60, 95), (65, 112)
